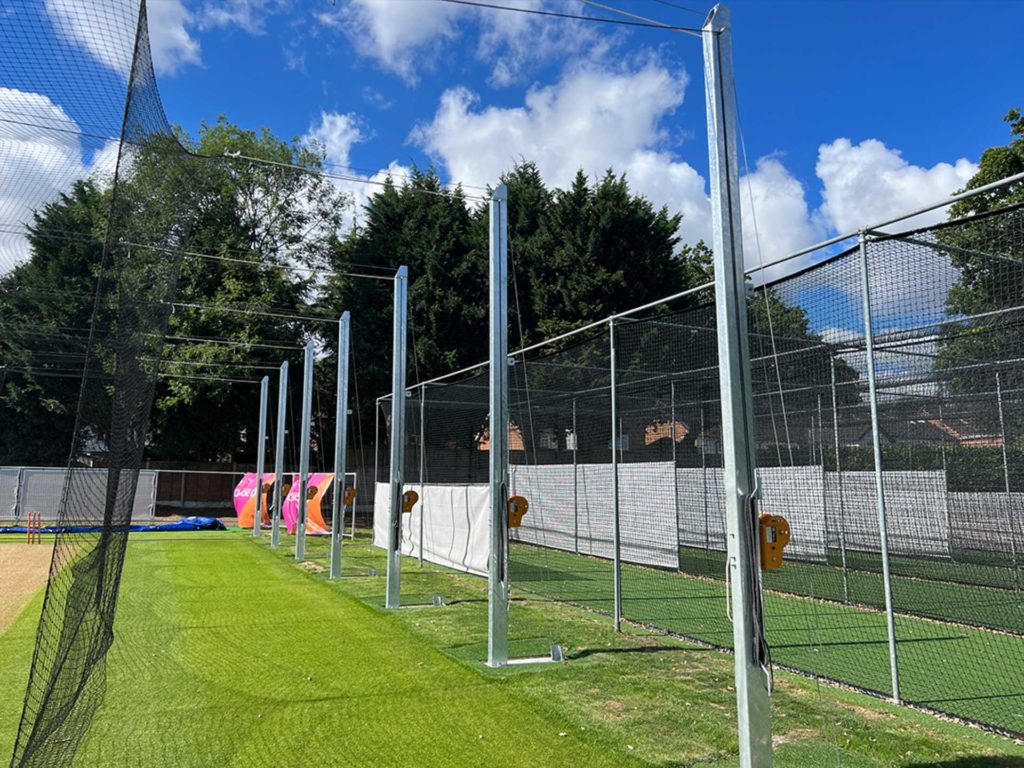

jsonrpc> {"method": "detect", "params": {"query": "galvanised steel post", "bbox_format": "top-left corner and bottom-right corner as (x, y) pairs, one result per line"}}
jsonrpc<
(995, 371), (1020, 588)
(672, 380), (682, 570)
(295, 340), (314, 562)
(419, 385), (426, 567)
(701, 406), (709, 551)
(572, 398), (579, 554)
(703, 6), (772, 763)
(253, 376), (269, 537)
(829, 357), (849, 603)
(271, 361), (288, 548)
(330, 312), (351, 580)
(385, 266), (409, 609)
(610, 318), (622, 632)
(858, 230), (901, 703)
(487, 185), (510, 667)
(938, 400), (953, 560)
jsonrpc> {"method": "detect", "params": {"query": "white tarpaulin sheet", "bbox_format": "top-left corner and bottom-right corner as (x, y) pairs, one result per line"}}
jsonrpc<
(18, 468), (157, 523)
(373, 466), (991, 573)
(825, 471), (950, 557)
(0, 468), (21, 521)
(678, 466), (828, 561)
(758, 467), (827, 562)
(374, 482), (490, 576)
(510, 461), (679, 569)
(949, 491), (1024, 554)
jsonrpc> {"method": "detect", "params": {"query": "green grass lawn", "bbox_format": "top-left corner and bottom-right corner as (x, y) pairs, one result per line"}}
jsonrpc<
(0, 531), (1022, 767)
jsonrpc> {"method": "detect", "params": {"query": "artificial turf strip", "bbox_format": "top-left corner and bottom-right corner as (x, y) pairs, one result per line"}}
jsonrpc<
(0, 532), (1022, 767)
(272, 532), (1024, 768)
(506, 543), (1024, 737)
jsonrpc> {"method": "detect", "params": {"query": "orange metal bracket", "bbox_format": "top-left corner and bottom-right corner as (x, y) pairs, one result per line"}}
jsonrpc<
(758, 514), (790, 570)
(508, 496), (529, 528)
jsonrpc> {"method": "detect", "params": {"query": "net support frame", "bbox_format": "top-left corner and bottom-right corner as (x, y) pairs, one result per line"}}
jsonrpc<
(487, 185), (510, 667)
(703, 5), (773, 765)
(295, 340), (314, 562)
(330, 311), (351, 580)
(610, 317), (623, 632)
(419, 385), (427, 568)
(828, 355), (850, 602)
(995, 371), (1020, 588)
(271, 361), (288, 548)
(385, 266), (409, 609)
(252, 375), (269, 537)
(858, 231), (901, 703)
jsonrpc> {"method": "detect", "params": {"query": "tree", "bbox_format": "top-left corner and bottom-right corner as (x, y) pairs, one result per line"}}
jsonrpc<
(939, 108), (1024, 394)
(0, 118), (352, 465)
(0, 180), (108, 464)
(148, 118), (349, 461)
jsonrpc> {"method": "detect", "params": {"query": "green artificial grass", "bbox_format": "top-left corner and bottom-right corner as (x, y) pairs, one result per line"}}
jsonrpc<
(510, 543), (1024, 737)
(0, 531), (1021, 767)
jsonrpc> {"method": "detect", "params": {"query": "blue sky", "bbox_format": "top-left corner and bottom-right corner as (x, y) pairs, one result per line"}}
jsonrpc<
(142, 0), (1024, 266)
(4, 0), (1023, 275)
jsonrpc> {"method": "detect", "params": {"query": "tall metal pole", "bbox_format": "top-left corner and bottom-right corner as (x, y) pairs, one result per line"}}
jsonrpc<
(271, 361), (288, 548)
(330, 312), (351, 580)
(253, 376), (269, 537)
(829, 357), (849, 603)
(572, 398), (579, 554)
(295, 340), (314, 562)
(672, 381), (682, 570)
(487, 185), (510, 667)
(419, 386), (427, 567)
(374, 397), (381, 492)
(701, 406), (709, 551)
(610, 318), (622, 632)
(859, 231), (901, 703)
(386, 267), (409, 608)
(937, 400), (953, 559)
(703, 7), (772, 764)
(995, 372), (1020, 587)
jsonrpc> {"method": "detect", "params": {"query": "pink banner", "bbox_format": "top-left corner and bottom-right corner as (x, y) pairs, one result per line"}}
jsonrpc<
(282, 473), (333, 535)
(234, 473), (275, 528)
(233, 473), (258, 517)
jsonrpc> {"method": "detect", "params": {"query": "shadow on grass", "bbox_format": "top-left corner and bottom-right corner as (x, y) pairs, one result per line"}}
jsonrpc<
(568, 644), (716, 661)
(908, 757), (1024, 767)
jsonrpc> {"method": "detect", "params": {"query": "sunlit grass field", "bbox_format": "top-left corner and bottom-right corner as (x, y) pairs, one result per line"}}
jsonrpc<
(1, 530), (1022, 766)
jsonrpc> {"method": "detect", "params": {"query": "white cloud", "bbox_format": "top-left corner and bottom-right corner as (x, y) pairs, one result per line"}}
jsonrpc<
(0, 89), (86, 269)
(199, 0), (286, 35)
(816, 138), (977, 234)
(322, 0), (461, 83)
(474, 0), (609, 88)
(306, 111), (363, 168)
(417, 62), (780, 250)
(302, 111), (409, 229)
(147, 0), (202, 74)
(413, 63), (687, 186)
(321, 0), (604, 86)
(741, 156), (824, 277)
(45, 0), (200, 78)
(0, 90), (127, 271)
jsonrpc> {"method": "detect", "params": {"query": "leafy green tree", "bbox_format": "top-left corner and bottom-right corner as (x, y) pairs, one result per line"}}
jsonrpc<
(0, 119), (351, 465)
(939, 108), (1024, 394)
(0, 180), (108, 464)
(148, 118), (349, 461)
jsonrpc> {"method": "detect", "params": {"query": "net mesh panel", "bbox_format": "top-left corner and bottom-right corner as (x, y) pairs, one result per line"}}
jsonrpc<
(2, 2), (199, 764)
(411, 203), (1024, 737)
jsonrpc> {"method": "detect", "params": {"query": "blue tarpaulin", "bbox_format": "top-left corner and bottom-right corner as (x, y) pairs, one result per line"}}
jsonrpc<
(0, 516), (227, 534)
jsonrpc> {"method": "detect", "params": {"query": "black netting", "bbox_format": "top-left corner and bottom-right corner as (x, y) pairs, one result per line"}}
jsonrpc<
(410, 203), (1024, 738)
(2, 2), (201, 764)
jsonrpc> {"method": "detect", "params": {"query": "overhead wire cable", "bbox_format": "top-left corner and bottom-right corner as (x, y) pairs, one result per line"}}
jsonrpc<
(431, 0), (702, 35)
